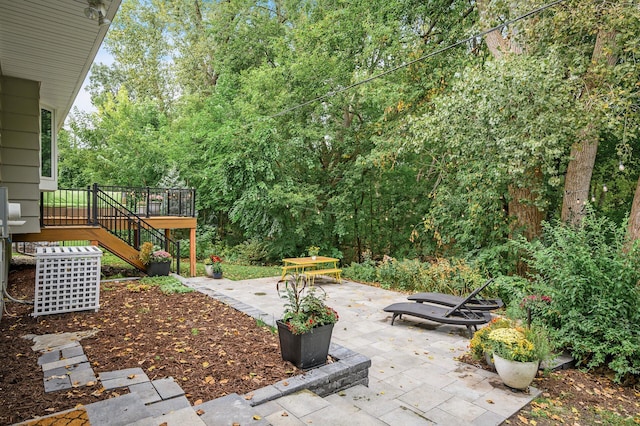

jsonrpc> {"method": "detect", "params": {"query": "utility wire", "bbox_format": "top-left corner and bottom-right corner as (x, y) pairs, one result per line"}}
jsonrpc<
(268, 0), (566, 119)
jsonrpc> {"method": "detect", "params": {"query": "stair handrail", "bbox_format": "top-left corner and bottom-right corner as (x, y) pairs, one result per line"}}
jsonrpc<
(91, 184), (181, 274)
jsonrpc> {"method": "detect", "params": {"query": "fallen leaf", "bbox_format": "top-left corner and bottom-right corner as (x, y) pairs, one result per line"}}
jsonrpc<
(282, 381), (289, 386)
(202, 361), (210, 368)
(517, 415), (528, 424)
(196, 409), (205, 416)
(253, 415), (262, 420)
(127, 374), (137, 379)
(219, 379), (229, 384)
(194, 399), (203, 406)
(281, 412), (289, 417)
(486, 399), (494, 404)
(244, 393), (254, 400)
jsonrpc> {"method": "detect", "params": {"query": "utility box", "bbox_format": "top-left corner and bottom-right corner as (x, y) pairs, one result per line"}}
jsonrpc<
(34, 246), (102, 317)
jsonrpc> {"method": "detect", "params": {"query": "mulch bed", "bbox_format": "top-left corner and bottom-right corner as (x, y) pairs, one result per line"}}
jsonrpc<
(0, 264), (299, 425)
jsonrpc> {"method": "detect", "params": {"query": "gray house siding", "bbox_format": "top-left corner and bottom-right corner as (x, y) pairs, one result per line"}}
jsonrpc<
(0, 75), (41, 234)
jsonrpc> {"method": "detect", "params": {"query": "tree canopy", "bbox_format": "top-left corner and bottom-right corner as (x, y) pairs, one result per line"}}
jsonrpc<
(62, 0), (640, 267)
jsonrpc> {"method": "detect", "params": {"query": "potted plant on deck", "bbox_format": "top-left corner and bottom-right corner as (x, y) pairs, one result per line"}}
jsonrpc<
(139, 242), (172, 277)
(276, 273), (339, 369)
(204, 255), (223, 279)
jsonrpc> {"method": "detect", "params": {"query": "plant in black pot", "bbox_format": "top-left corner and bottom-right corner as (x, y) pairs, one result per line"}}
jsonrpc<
(277, 273), (339, 369)
(139, 242), (172, 277)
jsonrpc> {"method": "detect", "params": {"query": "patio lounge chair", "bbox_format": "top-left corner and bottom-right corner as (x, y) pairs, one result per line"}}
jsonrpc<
(407, 278), (503, 311)
(383, 302), (492, 336)
(383, 282), (495, 336)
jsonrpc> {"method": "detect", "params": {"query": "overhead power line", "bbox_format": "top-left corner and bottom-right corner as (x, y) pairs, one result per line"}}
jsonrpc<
(268, 0), (566, 119)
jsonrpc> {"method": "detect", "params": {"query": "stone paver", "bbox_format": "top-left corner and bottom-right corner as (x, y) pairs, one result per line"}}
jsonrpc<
(196, 393), (270, 426)
(84, 393), (152, 426)
(26, 275), (542, 426)
(152, 377), (185, 400)
(184, 275), (541, 425)
(100, 368), (150, 389)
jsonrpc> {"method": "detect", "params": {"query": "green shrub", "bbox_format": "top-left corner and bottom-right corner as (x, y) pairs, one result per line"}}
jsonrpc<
(140, 276), (193, 294)
(345, 256), (486, 295)
(343, 259), (377, 283)
(515, 215), (640, 382)
(230, 240), (271, 265)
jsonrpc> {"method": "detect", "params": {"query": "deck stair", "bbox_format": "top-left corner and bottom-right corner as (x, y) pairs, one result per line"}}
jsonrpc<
(13, 184), (197, 275)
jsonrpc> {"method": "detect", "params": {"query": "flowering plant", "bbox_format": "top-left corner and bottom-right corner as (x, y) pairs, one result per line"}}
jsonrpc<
(139, 242), (172, 264)
(520, 294), (552, 326)
(486, 323), (553, 363)
(469, 317), (513, 361)
(204, 254), (223, 273)
(277, 274), (338, 335)
(307, 245), (320, 257)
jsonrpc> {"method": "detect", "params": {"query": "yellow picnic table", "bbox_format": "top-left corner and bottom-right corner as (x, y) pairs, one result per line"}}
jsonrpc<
(280, 256), (342, 284)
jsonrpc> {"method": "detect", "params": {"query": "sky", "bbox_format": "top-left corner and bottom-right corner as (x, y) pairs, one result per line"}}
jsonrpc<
(71, 47), (115, 114)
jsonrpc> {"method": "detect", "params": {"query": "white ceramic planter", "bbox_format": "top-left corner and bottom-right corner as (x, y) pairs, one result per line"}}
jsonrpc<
(493, 353), (538, 390)
(204, 264), (214, 277)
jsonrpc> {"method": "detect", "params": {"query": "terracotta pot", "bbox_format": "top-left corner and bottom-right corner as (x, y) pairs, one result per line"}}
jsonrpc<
(493, 353), (538, 390)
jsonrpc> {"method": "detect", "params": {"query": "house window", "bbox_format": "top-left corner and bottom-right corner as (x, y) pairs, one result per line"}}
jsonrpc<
(40, 107), (57, 190)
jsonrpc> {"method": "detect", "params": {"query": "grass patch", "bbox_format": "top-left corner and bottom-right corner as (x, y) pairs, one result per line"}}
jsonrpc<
(140, 276), (193, 294)
(185, 261), (281, 280)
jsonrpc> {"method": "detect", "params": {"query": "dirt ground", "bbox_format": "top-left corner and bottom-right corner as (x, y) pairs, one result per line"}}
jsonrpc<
(0, 264), (298, 425)
(1, 265), (638, 425)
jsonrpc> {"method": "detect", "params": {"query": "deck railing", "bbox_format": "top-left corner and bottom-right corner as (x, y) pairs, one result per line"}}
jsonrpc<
(40, 184), (195, 274)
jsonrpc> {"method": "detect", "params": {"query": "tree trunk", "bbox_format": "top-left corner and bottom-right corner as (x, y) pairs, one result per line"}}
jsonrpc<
(561, 30), (618, 225)
(477, 0), (542, 241)
(627, 175), (640, 241)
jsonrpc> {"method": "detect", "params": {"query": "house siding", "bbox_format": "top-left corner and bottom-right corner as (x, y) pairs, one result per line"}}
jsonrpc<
(0, 75), (41, 234)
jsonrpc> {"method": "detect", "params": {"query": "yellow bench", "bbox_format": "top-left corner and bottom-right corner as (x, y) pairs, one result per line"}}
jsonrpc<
(304, 268), (342, 284)
(280, 265), (342, 284)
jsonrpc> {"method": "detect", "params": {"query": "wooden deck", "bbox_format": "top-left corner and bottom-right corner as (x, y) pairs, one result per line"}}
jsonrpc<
(13, 216), (198, 276)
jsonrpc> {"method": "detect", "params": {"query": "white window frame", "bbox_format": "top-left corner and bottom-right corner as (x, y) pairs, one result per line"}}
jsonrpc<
(39, 105), (58, 191)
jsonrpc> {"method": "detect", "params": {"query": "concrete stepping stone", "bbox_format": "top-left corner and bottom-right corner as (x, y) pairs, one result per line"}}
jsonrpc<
(41, 354), (88, 372)
(100, 367), (150, 389)
(196, 393), (269, 426)
(145, 395), (191, 417)
(152, 377), (185, 400)
(129, 381), (163, 405)
(85, 392), (152, 426)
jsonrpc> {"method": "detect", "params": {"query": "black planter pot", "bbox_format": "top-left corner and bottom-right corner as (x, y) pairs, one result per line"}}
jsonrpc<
(276, 320), (334, 370)
(147, 261), (170, 277)
(212, 272), (223, 279)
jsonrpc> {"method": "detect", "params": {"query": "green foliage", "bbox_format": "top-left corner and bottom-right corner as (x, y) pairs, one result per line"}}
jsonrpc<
(343, 259), (377, 283)
(65, 0), (640, 266)
(278, 274), (338, 335)
(515, 214), (640, 382)
(345, 257), (486, 295)
(140, 276), (193, 295)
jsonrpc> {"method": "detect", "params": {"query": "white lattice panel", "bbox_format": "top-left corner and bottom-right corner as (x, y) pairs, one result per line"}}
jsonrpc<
(34, 246), (102, 317)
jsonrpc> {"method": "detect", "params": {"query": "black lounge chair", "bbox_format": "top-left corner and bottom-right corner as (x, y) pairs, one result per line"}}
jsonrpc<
(407, 278), (503, 311)
(383, 302), (492, 336)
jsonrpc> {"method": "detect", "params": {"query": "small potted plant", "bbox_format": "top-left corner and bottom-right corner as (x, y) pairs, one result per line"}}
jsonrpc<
(486, 323), (553, 390)
(139, 242), (172, 276)
(204, 255), (223, 279)
(307, 245), (320, 260)
(276, 273), (339, 369)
